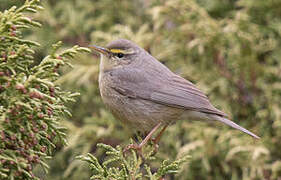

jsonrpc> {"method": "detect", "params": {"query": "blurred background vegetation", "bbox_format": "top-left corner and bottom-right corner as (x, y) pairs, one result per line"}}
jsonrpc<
(1, 0), (280, 179)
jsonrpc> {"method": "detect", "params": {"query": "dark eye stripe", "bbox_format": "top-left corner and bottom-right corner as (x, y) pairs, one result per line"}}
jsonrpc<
(115, 53), (124, 58)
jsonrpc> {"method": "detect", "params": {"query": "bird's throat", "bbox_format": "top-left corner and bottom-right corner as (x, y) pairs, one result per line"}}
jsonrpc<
(100, 54), (112, 73)
(99, 54), (114, 83)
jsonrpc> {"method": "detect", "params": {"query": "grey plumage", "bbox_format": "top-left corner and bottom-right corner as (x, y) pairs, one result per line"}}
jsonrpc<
(211, 115), (259, 139)
(95, 39), (259, 139)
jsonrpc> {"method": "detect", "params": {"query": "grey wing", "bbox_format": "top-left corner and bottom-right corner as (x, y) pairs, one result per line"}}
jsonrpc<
(110, 68), (227, 117)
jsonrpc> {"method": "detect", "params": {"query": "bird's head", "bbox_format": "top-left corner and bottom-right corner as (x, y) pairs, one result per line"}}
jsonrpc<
(90, 39), (141, 72)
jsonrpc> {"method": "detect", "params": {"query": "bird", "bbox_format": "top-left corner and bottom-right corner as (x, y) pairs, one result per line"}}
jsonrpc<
(90, 39), (259, 153)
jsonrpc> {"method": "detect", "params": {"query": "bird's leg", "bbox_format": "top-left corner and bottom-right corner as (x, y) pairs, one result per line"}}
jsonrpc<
(151, 125), (167, 153)
(123, 122), (162, 155)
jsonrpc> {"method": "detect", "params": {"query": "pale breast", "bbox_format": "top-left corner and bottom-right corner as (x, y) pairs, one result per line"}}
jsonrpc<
(99, 73), (184, 133)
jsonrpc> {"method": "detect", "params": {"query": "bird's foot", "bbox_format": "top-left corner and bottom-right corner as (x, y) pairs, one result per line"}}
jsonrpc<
(123, 143), (143, 156)
(123, 123), (164, 157)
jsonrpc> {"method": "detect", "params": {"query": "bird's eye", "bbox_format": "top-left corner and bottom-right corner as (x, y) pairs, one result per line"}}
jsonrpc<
(116, 53), (124, 58)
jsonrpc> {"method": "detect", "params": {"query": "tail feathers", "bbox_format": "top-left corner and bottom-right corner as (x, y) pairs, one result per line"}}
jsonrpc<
(211, 115), (260, 139)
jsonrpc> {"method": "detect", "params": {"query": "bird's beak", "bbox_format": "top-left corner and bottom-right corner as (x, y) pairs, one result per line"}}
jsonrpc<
(89, 45), (110, 56)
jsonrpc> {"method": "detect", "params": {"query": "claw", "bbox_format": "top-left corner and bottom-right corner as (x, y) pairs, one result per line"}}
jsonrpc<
(122, 123), (164, 157)
(123, 143), (142, 154)
(123, 143), (144, 159)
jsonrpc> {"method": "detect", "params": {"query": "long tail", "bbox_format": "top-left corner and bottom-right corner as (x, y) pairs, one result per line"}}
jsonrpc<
(210, 115), (260, 139)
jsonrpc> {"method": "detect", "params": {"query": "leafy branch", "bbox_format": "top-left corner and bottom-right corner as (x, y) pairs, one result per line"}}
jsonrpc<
(0, 0), (90, 179)
(78, 143), (189, 180)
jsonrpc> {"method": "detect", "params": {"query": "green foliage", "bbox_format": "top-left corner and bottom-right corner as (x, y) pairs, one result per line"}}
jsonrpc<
(1, 0), (280, 179)
(77, 143), (189, 180)
(0, 1), (90, 179)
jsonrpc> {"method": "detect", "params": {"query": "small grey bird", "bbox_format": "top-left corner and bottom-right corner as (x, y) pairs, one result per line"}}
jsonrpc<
(91, 39), (259, 151)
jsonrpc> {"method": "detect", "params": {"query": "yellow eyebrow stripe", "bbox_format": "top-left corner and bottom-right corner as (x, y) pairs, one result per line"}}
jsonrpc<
(109, 49), (124, 53)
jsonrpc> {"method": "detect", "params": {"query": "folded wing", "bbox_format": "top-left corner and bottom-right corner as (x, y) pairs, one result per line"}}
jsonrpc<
(110, 68), (227, 117)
